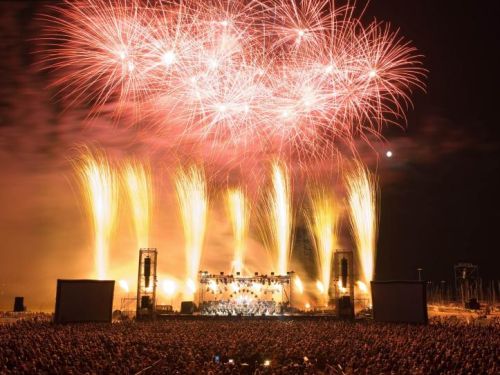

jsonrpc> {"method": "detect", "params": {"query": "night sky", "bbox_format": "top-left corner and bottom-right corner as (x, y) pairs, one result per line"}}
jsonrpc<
(0, 1), (499, 310)
(365, 0), (499, 281)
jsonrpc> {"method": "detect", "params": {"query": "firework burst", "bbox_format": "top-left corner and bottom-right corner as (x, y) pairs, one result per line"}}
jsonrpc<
(40, 0), (425, 158)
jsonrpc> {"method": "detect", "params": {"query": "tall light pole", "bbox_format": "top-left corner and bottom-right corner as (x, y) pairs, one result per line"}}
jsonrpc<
(417, 268), (423, 281)
(441, 280), (446, 305)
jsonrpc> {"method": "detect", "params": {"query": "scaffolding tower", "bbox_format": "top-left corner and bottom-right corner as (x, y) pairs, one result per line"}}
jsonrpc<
(454, 262), (479, 305)
(136, 248), (158, 320)
(333, 250), (355, 318)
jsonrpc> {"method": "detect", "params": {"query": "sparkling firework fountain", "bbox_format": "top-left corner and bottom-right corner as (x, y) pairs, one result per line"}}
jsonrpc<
(76, 149), (118, 279)
(294, 275), (304, 295)
(306, 187), (340, 304)
(175, 166), (208, 299)
(262, 161), (293, 275)
(122, 160), (153, 249)
(345, 161), (379, 300)
(226, 188), (249, 274)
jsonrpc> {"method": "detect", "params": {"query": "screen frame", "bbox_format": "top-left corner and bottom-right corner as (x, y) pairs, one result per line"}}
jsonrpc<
(370, 280), (428, 324)
(54, 279), (115, 324)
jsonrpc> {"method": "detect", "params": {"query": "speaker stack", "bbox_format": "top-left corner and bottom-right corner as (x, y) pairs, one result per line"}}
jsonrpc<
(337, 295), (354, 320)
(13, 297), (25, 312)
(180, 301), (195, 314)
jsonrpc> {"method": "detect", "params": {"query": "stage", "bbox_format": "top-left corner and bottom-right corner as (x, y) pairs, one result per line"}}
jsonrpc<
(155, 313), (340, 321)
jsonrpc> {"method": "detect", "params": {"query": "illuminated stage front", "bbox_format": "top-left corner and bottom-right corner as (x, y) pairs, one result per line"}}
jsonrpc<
(198, 272), (293, 316)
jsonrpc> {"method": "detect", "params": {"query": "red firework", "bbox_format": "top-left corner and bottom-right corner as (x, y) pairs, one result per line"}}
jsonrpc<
(39, 0), (425, 157)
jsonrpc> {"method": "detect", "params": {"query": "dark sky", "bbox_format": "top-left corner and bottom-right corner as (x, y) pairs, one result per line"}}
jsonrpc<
(0, 0), (499, 309)
(364, 0), (500, 281)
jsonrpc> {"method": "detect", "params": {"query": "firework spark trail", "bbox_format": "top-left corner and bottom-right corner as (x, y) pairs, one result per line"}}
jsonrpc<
(226, 188), (249, 274)
(316, 280), (325, 294)
(306, 186), (339, 302)
(40, 0), (425, 156)
(76, 149), (118, 279)
(294, 274), (304, 294)
(345, 161), (379, 298)
(122, 160), (153, 249)
(356, 280), (368, 293)
(175, 165), (208, 298)
(262, 161), (293, 275)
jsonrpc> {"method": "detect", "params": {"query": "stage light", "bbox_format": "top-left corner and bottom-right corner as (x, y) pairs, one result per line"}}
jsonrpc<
(187, 279), (196, 294)
(316, 280), (325, 294)
(230, 282), (239, 293)
(337, 279), (347, 294)
(294, 276), (304, 294)
(386, 150), (393, 158)
(252, 282), (262, 293)
(356, 280), (368, 293)
(263, 360), (271, 367)
(208, 280), (218, 292)
(162, 279), (177, 297)
(119, 280), (129, 293)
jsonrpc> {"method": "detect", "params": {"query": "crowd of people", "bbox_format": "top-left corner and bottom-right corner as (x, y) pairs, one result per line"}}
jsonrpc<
(0, 317), (498, 374)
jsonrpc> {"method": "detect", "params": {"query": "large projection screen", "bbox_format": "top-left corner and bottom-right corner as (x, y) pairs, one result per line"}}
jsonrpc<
(371, 281), (428, 324)
(55, 280), (115, 323)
